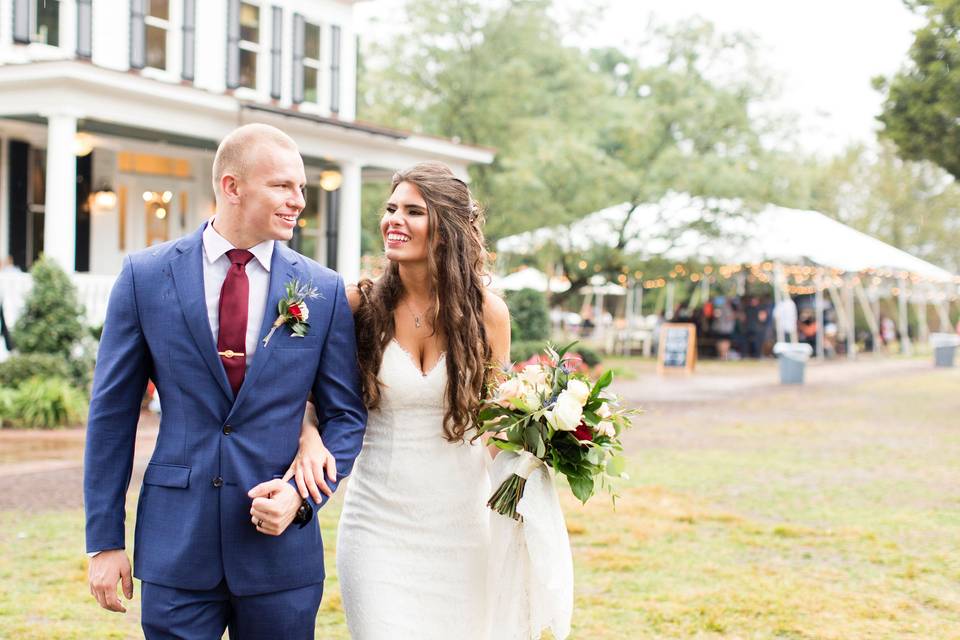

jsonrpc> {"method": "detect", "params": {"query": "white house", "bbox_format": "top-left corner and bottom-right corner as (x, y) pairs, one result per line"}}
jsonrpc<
(0, 0), (493, 295)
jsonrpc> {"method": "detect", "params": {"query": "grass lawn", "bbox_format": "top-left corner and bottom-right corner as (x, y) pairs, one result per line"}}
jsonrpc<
(2, 366), (958, 638)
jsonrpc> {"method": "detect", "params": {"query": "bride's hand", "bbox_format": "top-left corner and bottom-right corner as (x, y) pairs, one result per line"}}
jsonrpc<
(283, 403), (337, 502)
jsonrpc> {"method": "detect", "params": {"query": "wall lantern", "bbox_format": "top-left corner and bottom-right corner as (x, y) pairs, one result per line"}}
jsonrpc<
(319, 169), (342, 191)
(92, 183), (118, 210)
(74, 133), (95, 157)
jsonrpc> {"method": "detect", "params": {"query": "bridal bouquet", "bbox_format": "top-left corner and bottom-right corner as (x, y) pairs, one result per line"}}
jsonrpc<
(478, 342), (635, 521)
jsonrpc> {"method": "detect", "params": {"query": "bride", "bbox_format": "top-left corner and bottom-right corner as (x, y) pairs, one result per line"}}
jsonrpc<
(288, 161), (510, 638)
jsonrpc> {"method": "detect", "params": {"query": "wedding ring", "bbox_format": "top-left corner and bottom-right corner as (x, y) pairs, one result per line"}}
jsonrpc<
(257, 519), (263, 528)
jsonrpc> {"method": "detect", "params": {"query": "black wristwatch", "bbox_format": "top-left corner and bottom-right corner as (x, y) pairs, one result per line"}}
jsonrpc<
(293, 498), (314, 528)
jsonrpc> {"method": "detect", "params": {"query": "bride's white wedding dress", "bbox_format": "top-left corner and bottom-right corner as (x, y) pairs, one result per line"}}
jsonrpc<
(336, 339), (491, 639)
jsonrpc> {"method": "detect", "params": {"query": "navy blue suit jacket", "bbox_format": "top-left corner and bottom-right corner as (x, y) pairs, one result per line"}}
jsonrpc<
(83, 223), (366, 596)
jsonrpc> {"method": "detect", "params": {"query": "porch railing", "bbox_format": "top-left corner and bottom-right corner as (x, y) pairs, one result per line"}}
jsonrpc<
(0, 271), (117, 330)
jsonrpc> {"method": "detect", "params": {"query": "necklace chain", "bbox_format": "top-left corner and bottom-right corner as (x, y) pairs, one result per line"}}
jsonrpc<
(403, 298), (429, 329)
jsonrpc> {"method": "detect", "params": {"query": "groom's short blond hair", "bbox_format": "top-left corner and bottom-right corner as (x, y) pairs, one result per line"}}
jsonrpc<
(212, 123), (299, 199)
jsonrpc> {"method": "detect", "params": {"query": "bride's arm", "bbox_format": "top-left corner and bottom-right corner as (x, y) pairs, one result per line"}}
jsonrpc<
(483, 290), (512, 457)
(283, 285), (361, 501)
(282, 399), (338, 502)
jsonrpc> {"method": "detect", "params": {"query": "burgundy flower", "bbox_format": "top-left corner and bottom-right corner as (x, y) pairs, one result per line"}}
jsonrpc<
(288, 303), (303, 319)
(573, 422), (593, 443)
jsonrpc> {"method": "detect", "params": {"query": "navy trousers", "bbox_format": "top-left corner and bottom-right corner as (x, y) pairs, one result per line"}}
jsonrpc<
(141, 579), (323, 640)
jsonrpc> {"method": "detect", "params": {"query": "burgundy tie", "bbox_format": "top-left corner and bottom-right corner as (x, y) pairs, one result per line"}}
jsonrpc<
(218, 249), (255, 396)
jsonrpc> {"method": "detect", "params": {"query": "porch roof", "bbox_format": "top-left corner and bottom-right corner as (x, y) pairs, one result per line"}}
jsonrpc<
(0, 60), (494, 174)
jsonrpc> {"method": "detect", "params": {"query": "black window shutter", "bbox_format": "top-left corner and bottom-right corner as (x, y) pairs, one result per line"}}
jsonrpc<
(330, 25), (341, 114)
(13, 0), (30, 44)
(129, 0), (146, 69)
(226, 0), (241, 89)
(270, 6), (282, 99)
(77, 0), (93, 58)
(291, 13), (305, 104)
(182, 0), (196, 81)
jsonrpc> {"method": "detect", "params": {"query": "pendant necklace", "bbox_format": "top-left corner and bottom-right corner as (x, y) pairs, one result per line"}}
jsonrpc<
(403, 298), (428, 329)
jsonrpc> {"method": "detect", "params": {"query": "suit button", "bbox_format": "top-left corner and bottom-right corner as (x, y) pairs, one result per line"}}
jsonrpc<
(212, 477), (224, 488)
(223, 425), (232, 435)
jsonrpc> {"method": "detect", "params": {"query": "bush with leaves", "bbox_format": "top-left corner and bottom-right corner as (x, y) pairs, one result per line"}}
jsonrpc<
(0, 352), (72, 388)
(505, 288), (549, 342)
(12, 257), (86, 355)
(7, 376), (87, 429)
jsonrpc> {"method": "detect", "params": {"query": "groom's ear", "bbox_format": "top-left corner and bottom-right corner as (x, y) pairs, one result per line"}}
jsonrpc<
(221, 174), (242, 204)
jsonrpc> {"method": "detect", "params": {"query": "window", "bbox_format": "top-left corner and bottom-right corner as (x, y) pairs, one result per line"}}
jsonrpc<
(145, 0), (171, 70)
(303, 22), (321, 103)
(33, 0), (60, 45)
(239, 2), (260, 89)
(292, 185), (322, 261)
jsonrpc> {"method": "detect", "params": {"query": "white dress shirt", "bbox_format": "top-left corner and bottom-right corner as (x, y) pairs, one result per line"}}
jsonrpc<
(202, 218), (275, 369)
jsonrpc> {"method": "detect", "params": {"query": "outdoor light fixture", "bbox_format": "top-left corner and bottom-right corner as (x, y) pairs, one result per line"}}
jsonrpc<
(155, 207), (167, 219)
(73, 133), (95, 157)
(143, 191), (154, 202)
(319, 169), (342, 191)
(92, 185), (118, 210)
(162, 191), (173, 203)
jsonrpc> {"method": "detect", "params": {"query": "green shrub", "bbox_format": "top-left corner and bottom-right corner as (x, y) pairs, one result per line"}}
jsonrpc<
(7, 376), (87, 429)
(510, 339), (602, 368)
(0, 353), (71, 388)
(505, 288), (549, 342)
(11, 256), (86, 356)
(510, 339), (549, 364)
(0, 386), (14, 428)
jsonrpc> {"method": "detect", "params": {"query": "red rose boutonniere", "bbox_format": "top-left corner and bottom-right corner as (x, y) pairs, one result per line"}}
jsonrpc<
(262, 279), (321, 347)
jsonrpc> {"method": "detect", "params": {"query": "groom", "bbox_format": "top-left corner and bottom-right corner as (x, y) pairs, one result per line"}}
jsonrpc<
(84, 123), (366, 638)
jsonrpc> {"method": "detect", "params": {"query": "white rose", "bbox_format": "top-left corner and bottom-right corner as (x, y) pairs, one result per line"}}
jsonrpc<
(597, 420), (616, 438)
(518, 364), (549, 388)
(296, 301), (310, 322)
(546, 391), (583, 431)
(496, 377), (525, 407)
(566, 379), (591, 406)
(596, 402), (613, 419)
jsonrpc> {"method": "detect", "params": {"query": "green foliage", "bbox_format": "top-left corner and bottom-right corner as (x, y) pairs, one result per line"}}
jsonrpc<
(875, 0), (960, 179)
(505, 288), (549, 342)
(6, 376), (87, 429)
(510, 339), (548, 363)
(0, 353), (71, 388)
(11, 257), (86, 356)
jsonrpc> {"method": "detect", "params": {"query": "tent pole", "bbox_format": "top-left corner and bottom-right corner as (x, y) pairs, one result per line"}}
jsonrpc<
(897, 276), (912, 356)
(845, 276), (856, 360)
(815, 275), (825, 359)
(915, 291), (929, 344)
(853, 280), (880, 352)
(772, 264), (786, 344)
(936, 284), (952, 330)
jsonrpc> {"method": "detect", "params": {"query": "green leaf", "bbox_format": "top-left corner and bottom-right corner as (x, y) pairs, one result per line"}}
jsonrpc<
(567, 474), (595, 504)
(606, 455), (627, 476)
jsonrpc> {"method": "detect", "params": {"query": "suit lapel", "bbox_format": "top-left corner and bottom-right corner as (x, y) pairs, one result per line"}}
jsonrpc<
(228, 245), (298, 414)
(170, 225), (234, 402)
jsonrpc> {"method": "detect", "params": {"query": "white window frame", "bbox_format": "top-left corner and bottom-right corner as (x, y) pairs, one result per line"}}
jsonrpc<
(236, 0), (263, 94)
(139, 0), (184, 83)
(143, 2), (171, 72)
(30, 0), (61, 46)
(302, 20), (321, 104)
(20, 0), (75, 61)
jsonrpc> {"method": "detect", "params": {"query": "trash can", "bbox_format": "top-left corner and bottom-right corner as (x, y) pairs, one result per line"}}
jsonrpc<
(773, 342), (814, 385)
(930, 333), (960, 368)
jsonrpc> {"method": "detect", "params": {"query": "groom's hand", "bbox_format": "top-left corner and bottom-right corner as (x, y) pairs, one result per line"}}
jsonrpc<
(247, 479), (301, 536)
(88, 549), (133, 613)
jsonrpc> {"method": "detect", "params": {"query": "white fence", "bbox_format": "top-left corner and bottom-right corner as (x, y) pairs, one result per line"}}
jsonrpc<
(0, 271), (117, 330)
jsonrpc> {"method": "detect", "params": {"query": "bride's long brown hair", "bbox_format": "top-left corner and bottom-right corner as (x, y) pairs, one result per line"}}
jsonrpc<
(354, 162), (491, 442)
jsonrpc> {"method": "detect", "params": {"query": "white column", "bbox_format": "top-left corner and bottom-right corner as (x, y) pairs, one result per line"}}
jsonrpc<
(897, 276), (912, 356)
(43, 113), (78, 272)
(336, 161), (362, 284)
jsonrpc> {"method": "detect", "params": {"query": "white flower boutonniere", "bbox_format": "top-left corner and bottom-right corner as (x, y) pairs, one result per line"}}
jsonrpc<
(262, 279), (321, 347)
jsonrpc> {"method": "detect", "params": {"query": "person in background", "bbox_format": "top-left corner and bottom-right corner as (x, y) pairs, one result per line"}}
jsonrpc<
(711, 296), (736, 360)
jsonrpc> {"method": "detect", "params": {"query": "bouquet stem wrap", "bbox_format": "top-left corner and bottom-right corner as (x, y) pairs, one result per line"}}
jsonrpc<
(487, 451), (573, 640)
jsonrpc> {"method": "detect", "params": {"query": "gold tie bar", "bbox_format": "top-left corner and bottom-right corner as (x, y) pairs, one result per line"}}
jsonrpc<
(218, 350), (245, 358)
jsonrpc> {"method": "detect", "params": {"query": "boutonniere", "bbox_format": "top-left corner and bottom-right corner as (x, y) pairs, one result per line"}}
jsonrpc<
(262, 279), (321, 347)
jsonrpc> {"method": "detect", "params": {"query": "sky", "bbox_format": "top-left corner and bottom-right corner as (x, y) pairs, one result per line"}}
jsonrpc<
(356, 0), (924, 156)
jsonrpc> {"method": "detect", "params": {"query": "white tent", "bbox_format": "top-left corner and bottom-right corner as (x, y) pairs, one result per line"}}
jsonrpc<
(490, 267), (571, 293)
(497, 192), (956, 282)
(497, 192), (959, 357)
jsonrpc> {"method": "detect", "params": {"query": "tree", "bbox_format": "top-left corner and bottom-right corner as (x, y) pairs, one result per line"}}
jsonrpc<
(874, 0), (960, 179)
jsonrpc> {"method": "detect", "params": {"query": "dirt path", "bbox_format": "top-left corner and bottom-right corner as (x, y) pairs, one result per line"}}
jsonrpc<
(0, 356), (949, 510)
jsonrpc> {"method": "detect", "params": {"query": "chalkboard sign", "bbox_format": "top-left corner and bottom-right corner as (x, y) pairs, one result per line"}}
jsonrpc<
(657, 323), (697, 375)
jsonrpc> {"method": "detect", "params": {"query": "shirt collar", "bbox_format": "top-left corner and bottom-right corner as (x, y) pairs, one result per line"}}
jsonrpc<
(203, 217), (274, 272)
